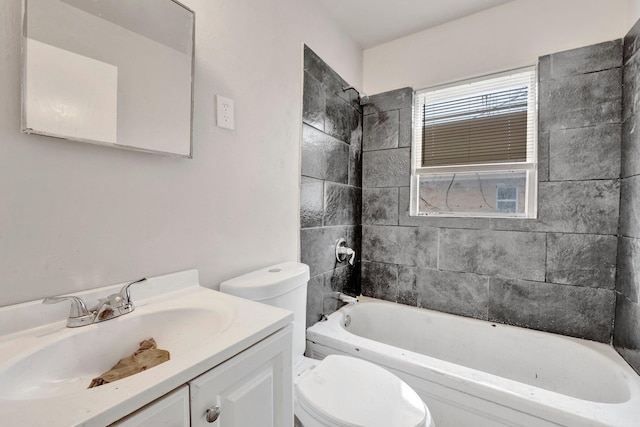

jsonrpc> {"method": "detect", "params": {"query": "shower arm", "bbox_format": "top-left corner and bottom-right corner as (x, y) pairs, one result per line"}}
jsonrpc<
(342, 86), (369, 105)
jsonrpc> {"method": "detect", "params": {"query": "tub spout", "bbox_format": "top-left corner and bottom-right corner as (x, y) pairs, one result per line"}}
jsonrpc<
(339, 293), (359, 304)
(331, 292), (359, 305)
(321, 291), (359, 321)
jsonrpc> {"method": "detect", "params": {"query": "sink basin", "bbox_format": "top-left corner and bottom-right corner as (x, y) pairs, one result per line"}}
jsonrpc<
(0, 302), (234, 401)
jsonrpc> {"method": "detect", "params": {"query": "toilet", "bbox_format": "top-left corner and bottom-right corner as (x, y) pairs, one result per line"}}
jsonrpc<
(220, 262), (435, 427)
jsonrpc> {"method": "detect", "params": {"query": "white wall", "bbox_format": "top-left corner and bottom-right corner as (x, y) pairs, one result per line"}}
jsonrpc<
(0, 0), (362, 306)
(363, 0), (628, 94)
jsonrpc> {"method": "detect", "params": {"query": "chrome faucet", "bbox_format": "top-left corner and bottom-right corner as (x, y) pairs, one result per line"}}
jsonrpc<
(43, 278), (147, 327)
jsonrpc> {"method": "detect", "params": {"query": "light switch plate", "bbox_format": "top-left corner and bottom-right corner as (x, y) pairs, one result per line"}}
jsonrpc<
(216, 95), (235, 130)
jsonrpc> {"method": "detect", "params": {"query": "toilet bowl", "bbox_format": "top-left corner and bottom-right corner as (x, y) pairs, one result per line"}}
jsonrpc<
(220, 262), (435, 427)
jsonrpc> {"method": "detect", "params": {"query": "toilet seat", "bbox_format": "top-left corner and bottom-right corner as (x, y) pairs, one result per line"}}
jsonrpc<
(295, 355), (428, 427)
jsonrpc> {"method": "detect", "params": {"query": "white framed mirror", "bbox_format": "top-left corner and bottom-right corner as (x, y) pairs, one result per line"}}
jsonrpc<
(21, 0), (195, 158)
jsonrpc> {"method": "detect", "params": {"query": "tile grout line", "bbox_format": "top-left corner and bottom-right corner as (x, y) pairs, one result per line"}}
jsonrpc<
(436, 228), (441, 271)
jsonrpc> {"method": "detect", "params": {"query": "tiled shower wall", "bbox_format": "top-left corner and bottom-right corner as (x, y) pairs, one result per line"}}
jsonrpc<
(361, 40), (623, 342)
(615, 21), (640, 372)
(300, 46), (362, 327)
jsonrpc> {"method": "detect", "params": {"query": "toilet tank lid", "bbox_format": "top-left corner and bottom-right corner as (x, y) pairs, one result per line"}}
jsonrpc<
(219, 262), (310, 301)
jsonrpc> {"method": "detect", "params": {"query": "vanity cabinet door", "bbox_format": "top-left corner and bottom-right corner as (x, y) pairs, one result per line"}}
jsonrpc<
(111, 385), (190, 426)
(189, 326), (293, 427)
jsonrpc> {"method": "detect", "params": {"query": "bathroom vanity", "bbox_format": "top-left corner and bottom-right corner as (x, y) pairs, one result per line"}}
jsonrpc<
(0, 270), (293, 426)
(115, 327), (291, 426)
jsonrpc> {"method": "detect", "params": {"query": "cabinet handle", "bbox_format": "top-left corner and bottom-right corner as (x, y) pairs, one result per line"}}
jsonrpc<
(205, 405), (221, 423)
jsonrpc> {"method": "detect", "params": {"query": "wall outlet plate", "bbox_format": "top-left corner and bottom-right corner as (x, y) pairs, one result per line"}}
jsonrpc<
(216, 95), (235, 130)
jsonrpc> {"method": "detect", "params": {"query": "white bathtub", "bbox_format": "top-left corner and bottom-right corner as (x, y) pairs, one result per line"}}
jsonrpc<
(305, 297), (640, 427)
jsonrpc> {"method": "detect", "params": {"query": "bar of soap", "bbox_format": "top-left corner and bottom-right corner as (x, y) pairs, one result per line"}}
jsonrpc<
(88, 338), (170, 388)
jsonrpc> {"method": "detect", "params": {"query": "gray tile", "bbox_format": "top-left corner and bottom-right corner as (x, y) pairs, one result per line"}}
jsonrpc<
(343, 261), (362, 296)
(323, 70), (353, 107)
(616, 237), (640, 302)
(398, 187), (491, 229)
(301, 177), (323, 228)
(362, 225), (438, 268)
(364, 87), (413, 115)
(619, 176), (640, 238)
(397, 265), (417, 306)
(323, 68), (352, 105)
(538, 131), (550, 182)
(539, 68), (622, 132)
(363, 110), (399, 151)
(538, 55), (551, 82)
(324, 265), (359, 294)
(415, 268), (489, 320)
(301, 225), (358, 276)
(301, 124), (349, 184)
(362, 148), (410, 188)
(398, 107), (413, 148)
(623, 51), (640, 121)
(483, 217), (540, 233)
(361, 261), (397, 302)
(535, 180), (620, 234)
(617, 346), (640, 376)
(326, 91), (360, 144)
(305, 274), (328, 328)
(546, 233), (617, 289)
(303, 72), (325, 130)
(544, 40), (622, 80)
(486, 181), (620, 235)
(305, 266), (360, 325)
(348, 89), (364, 112)
(438, 228), (546, 281)
(300, 228), (335, 277)
(613, 293), (640, 373)
(303, 45), (357, 105)
(488, 278), (614, 342)
(624, 19), (640, 64)
(351, 225), (362, 271)
(621, 112), (640, 178)
(324, 183), (360, 226)
(304, 46), (327, 86)
(362, 188), (399, 225)
(348, 136), (363, 188)
(548, 124), (621, 181)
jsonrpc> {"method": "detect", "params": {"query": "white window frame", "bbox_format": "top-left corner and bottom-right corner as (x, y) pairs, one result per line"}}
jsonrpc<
(409, 66), (538, 219)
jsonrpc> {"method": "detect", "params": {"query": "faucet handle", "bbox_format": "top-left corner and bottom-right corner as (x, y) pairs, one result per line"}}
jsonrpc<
(118, 278), (147, 307)
(43, 295), (89, 317)
(42, 296), (95, 327)
(335, 239), (356, 265)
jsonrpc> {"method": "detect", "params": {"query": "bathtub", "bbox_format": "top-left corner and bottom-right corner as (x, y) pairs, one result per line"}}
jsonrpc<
(305, 297), (640, 427)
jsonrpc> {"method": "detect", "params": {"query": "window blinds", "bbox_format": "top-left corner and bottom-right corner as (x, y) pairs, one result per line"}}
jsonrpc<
(414, 68), (537, 170)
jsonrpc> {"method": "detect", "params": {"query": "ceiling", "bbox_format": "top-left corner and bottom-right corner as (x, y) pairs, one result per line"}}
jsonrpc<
(316, 0), (515, 48)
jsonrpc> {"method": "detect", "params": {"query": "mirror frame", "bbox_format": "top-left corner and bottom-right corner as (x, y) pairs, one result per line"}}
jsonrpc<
(20, 0), (196, 158)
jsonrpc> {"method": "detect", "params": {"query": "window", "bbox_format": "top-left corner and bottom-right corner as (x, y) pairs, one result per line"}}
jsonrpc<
(410, 68), (538, 218)
(496, 185), (519, 213)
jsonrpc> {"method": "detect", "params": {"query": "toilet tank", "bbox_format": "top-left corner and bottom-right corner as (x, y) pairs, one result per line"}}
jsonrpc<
(219, 262), (310, 361)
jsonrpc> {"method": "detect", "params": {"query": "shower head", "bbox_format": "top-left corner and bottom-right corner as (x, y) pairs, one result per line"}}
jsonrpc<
(342, 86), (369, 106)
